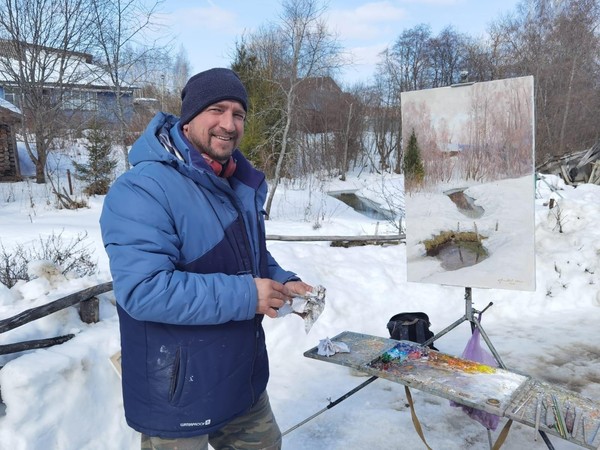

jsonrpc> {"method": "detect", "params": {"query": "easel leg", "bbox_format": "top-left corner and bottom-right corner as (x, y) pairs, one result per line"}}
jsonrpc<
(422, 315), (466, 348)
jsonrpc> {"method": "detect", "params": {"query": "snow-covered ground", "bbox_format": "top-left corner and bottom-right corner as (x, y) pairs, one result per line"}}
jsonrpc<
(0, 167), (599, 450)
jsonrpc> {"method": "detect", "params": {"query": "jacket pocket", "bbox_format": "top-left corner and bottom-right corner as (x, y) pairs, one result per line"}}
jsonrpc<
(168, 346), (188, 405)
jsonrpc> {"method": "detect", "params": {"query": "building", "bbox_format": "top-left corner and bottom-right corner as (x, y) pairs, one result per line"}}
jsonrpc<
(294, 76), (354, 134)
(0, 40), (136, 128)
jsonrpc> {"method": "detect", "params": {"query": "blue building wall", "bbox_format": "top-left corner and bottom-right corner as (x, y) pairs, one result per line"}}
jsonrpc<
(96, 91), (134, 124)
(47, 88), (135, 127)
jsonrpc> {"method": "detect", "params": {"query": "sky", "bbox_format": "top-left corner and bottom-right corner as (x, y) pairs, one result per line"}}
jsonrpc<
(1, 145), (600, 449)
(155, 0), (522, 85)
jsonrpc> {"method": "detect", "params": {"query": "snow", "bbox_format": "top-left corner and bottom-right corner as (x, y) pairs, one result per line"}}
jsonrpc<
(0, 52), (121, 88)
(0, 170), (599, 450)
(0, 97), (21, 115)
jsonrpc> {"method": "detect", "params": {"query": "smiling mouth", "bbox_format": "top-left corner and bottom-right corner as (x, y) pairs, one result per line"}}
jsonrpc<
(213, 134), (235, 142)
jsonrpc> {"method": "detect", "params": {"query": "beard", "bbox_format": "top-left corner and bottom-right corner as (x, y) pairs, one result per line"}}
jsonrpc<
(187, 132), (238, 164)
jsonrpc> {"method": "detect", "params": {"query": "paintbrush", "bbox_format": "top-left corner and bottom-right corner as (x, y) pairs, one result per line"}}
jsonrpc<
(512, 390), (534, 416)
(534, 396), (542, 440)
(570, 406), (579, 438)
(589, 419), (600, 446)
(543, 396), (555, 429)
(565, 402), (575, 436)
(551, 394), (568, 438)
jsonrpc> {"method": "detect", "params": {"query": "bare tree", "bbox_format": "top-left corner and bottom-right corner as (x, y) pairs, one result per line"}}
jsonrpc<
(374, 25), (468, 176)
(89, 0), (168, 168)
(377, 0), (599, 170)
(168, 44), (191, 108)
(246, 0), (345, 218)
(0, 0), (97, 183)
(368, 71), (401, 172)
(338, 99), (353, 181)
(428, 26), (467, 87)
(286, 77), (361, 178)
(369, 51), (403, 172)
(147, 45), (192, 116)
(390, 24), (432, 91)
(488, 0), (600, 162)
(172, 45), (191, 92)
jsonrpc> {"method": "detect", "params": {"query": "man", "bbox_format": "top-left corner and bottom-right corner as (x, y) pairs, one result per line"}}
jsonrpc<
(100, 68), (312, 450)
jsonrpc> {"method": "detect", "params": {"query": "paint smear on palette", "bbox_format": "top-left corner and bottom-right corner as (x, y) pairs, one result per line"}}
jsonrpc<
(367, 342), (527, 413)
(369, 342), (496, 373)
(372, 342), (495, 374)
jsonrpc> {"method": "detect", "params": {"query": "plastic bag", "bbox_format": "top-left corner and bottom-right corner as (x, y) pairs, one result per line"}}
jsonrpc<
(450, 314), (500, 431)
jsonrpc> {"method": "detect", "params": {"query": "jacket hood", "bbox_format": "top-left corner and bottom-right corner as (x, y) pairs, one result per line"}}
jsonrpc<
(128, 112), (185, 167)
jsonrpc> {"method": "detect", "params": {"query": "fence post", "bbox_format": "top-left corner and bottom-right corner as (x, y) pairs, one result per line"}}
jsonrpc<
(79, 297), (99, 324)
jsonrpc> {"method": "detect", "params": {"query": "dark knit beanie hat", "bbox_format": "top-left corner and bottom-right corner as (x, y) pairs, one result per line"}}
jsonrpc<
(180, 68), (248, 125)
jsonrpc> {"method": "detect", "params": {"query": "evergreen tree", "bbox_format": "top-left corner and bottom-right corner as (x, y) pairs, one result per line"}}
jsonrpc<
(403, 129), (425, 184)
(231, 40), (284, 174)
(73, 125), (117, 196)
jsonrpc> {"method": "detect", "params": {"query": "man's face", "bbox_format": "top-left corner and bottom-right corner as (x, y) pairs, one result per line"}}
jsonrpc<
(182, 100), (246, 163)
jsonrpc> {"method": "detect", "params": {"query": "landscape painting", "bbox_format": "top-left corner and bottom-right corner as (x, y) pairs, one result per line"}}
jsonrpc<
(401, 76), (535, 291)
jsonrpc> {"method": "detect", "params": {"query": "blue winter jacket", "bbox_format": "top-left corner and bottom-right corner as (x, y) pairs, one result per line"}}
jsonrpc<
(100, 112), (298, 438)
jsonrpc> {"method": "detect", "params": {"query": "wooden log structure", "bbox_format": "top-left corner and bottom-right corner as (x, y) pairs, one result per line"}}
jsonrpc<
(266, 234), (405, 243)
(79, 296), (100, 324)
(0, 281), (113, 335)
(537, 142), (600, 185)
(0, 101), (22, 182)
(0, 334), (75, 356)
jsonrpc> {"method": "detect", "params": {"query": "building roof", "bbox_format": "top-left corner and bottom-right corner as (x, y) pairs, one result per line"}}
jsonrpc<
(0, 97), (21, 116)
(0, 42), (133, 91)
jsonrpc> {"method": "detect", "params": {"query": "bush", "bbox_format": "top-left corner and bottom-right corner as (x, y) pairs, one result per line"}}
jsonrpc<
(0, 231), (97, 288)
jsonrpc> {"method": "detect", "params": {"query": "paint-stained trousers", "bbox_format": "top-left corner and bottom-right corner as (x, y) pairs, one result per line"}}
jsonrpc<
(141, 392), (282, 450)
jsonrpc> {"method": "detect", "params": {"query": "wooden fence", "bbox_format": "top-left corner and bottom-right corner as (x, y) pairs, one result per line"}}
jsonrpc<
(0, 281), (113, 356)
(266, 233), (405, 243)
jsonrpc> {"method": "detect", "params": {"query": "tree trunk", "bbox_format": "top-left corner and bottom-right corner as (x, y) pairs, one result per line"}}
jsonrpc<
(558, 57), (577, 156)
(115, 86), (131, 171)
(340, 102), (353, 181)
(35, 135), (46, 184)
(264, 90), (295, 218)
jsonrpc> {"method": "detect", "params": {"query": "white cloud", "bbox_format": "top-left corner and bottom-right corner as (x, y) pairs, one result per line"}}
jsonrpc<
(327, 2), (407, 41)
(350, 43), (389, 67)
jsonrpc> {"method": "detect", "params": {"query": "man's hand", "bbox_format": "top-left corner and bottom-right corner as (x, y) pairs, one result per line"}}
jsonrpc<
(284, 280), (313, 297)
(254, 278), (294, 318)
